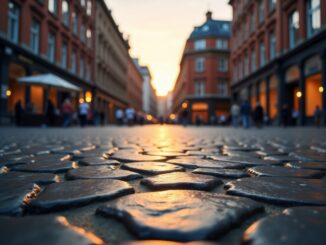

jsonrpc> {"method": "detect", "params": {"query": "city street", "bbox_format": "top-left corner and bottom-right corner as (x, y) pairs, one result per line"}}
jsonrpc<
(1, 125), (326, 244)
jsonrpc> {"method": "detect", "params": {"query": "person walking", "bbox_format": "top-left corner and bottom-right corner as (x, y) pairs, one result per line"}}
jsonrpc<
(125, 107), (135, 126)
(254, 101), (264, 128)
(115, 109), (124, 126)
(231, 102), (240, 127)
(62, 98), (74, 127)
(46, 99), (55, 126)
(181, 108), (189, 127)
(14, 100), (24, 126)
(241, 100), (251, 129)
(79, 101), (89, 127)
(314, 106), (321, 127)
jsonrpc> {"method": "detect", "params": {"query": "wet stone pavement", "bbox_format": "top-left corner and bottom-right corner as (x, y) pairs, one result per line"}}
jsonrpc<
(0, 126), (326, 245)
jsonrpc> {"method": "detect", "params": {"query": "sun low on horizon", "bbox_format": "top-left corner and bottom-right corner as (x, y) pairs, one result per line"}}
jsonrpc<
(106, 0), (232, 96)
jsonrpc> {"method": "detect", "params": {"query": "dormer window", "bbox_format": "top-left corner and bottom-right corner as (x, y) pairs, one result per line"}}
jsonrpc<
(202, 25), (209, 32)
(195, 40), (206, 50)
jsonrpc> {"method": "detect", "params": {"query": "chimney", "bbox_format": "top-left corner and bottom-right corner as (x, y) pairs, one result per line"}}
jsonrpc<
(206, 11), (212, 21)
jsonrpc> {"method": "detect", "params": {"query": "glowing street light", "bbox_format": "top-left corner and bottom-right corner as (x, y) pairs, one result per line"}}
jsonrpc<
(169, 114), (176, 120)
(85, 91), (92, 103)
(319, 86), (324, 93)
(79, 98), (85, 104)
(182, 102), (188, 109)
(146, 114), (153, 121)
(296, 91), (302, 98)
(6, 90), (12, 97)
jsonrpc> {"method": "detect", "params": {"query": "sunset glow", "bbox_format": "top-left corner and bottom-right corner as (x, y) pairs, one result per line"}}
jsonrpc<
(106, 0), (232, 96)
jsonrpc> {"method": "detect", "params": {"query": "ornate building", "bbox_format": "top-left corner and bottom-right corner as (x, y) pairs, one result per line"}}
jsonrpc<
(172, 11), (231, 124)
(229, 0), (326, 125)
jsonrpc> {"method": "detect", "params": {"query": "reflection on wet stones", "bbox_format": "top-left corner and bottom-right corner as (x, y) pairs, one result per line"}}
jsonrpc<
(0, 171), (59, 185)
(122, 241), (216, 245)
(286, 162), (326, 171)
(192, 168), (249, 179)
(10, 161), (77, 173)
(77, 157), (120, 166)
(141, 172), (222, 191)
(96, 190), (263, 241)
(225, 177), (326, 205)
(28, 179), (134, 213)
(247, 165), (324, 178)
(208, 156), (280, 167)
(122, 162), (185, 175)
(167, 158), (244, 169)
(111, 152), (167, 162)
(243, 207), (326, 245)
(65, 166), (142, 180)
(0, 216), (104, 245)
(0, 180), (40, 216)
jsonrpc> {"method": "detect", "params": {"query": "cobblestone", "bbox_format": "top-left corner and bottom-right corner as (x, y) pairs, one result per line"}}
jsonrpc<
(0, 126), (326, 244)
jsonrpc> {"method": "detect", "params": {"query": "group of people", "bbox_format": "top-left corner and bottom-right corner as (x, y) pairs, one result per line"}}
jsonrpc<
(231, 101), (265, 129)
(115, 107), (146, 126)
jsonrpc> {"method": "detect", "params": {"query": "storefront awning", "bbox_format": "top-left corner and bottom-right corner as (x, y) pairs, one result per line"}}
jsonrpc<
(18, 74), (81, 92)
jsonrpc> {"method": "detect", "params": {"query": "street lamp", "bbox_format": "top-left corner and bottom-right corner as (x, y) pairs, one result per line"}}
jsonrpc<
(296, 91), (302, 98)
(182, 102), (188, 109)
(6, 90), (11, 97)
(85, 91), (92, 103)
(319, 86), (324, 93)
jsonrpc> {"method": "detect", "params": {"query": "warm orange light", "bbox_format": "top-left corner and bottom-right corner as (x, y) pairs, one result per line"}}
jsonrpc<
(296, 91), (302, 98)
(169, 114), (176, 120)
(319, 86), (324, 93)
(182, 102), (188, 109)
(6, 90), (11, 97)
(146, 114), (153, 121)
(85, 91), (92, 103)
(79, 98), (85, 104)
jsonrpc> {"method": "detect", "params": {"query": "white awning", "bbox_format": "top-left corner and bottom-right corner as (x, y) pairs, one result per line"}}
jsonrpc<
(18, 73), (81, 92)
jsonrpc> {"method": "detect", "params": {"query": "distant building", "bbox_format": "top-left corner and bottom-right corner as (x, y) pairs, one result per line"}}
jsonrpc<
(172, 11), (232, 124)
(157, 96), (168, 118)
(127, 58), (143, 113)
(95, 0), (129, 123)
(0, 0), (95, 125)
(141, 66), (157, 117)
(229, 0), (326, 125)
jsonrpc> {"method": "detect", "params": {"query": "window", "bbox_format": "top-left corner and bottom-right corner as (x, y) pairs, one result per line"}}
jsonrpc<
(47, 32), (56, 63)
(307, 0), (321, 38)
(87, 0), (92, 16)
(71, 49), (77, 74)
(195, 81), (205, 96)
(258, 0), (265, 23)
(195, 58), (205, 72)
(250, 9), (255, 33)
(251, 48), (256, 72)
(269, 0), (276, 12)
(8, 2), (20, 43)
(86, 29), (92, 48)
(269, 31), (276, 60)
(61, 42), (67, 68)
(218, 58), (228, 72)
(194, 40), (206, 50)
(80, 24), (85, 42)
(79, 56), (84, 78)
(259, 40), (266, 67)
(62, 0), (69, 26)
(216, 39), (228, 50)
(289, 11), (300, 49)
(48, 0), (57, 15)
(81, 0), (86, 7)
(244, 52), (249, 76)
(72, 12), (78, 34)
(30, 19), (40, 54)
(217, 81), (228, 97)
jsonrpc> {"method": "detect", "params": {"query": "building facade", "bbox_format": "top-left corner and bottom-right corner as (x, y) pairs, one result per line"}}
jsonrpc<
(230, 0), (326, 125)
(95, 0), (129, 123)
(127, 58), (143, 113)
(0, 0), (95, 125)
(172, 11), (231, 124)
(141, 66), (157, 117)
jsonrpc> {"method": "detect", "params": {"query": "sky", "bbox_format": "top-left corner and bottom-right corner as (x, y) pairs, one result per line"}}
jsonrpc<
(106, 0), (232, 96)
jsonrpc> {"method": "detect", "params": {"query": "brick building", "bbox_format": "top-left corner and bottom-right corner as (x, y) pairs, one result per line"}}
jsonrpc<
(0, 0), (95, 125)
(229, 0), (326, 125)
(94, 0), (130, 124)
(127, 58), (143, 113)
(141, 66), (157, 117)
(172, 11), (231, 124)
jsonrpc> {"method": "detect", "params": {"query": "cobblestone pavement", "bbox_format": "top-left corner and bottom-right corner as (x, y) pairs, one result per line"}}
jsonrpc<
(1, 126), (326, 245)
